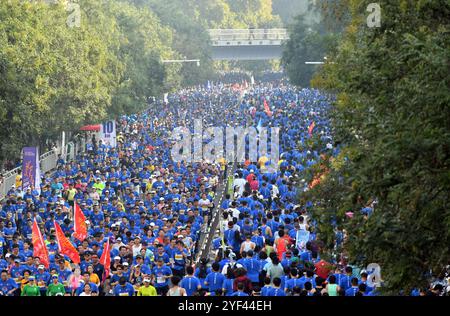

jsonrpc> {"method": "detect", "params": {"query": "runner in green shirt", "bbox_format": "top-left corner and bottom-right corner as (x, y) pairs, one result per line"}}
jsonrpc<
(21, 277), (40, 296)
(47, 275), (66, 296)
(137, 278), (157, 296)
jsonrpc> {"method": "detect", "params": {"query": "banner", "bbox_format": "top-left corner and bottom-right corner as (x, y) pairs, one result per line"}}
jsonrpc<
(263, 99), (272, 117)
(296, 229), (310, 250)
(73, 201), (87, 241)
(100, 239), (111, 282)
(308, 121), (316, 137)
(100, 120), (117, 147)
(22, 147), (39, 191)
(32, 218), (50, 268)
(54, 221), (80, 264)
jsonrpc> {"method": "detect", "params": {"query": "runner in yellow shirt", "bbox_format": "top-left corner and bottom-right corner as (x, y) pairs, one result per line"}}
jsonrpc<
(137, 278), (157, 296)
(15, 174), (22, 189)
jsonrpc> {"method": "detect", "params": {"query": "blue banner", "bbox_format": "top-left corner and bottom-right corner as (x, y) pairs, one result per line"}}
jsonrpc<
(22, 147), (38, 190)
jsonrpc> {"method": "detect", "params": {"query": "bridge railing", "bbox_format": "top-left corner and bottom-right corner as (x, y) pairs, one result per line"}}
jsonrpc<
(209, 28), (289, 46)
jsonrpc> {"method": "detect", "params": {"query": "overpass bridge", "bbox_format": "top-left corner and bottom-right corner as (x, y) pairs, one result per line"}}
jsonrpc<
(208, 29), (289, 61)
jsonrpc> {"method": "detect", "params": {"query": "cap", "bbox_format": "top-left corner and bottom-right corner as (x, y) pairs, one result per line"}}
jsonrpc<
(38, 265), (45, 269)
(114, 256), (121, 260)
(143, 278), (151, 283)
(122, 262), (129, 266)
(14, 259), (20, 263)
(51, 274), (59, 278)
(29, 276), (35, 280)
(178, 235), (183, 238)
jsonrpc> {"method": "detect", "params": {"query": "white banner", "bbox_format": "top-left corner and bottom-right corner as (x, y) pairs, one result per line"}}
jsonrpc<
(100, 120), (117, 147)
(296, 229), (310, 250)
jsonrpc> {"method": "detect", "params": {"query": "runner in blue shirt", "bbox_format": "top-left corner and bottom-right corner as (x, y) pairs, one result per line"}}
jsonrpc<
(180, 266), (201, 296)
(194, 258), (210, 290)
(230, 282), (249, 296)
(345, 278), (360, 296)
(339, 266), (354, 292)
(113, 277), (135, 296)
(268, 277), (286, 296)
(152, 258), (172, 296)
(205, 262), (225, 293)
(0, 270), (18, 296)
(261, 277), (272, 296)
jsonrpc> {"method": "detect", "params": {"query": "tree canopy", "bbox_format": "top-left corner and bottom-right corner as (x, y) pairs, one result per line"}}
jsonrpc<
(0, 0), (180, 163)
(286, 0), (450, 293)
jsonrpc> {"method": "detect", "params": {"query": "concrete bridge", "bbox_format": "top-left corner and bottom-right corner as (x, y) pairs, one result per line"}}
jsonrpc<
(208, 29), (289, 61)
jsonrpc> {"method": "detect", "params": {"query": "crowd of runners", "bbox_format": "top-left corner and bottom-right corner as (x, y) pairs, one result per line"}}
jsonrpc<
(1, 80), (448, 296)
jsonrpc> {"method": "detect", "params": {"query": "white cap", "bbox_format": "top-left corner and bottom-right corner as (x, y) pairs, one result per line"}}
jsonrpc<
(5, 253), (11, 258)
(149, 223), (155, 227)
(114, 256), (121, 260)
(122, 262), (129, 266)
(38, 264), (45, 269)
(143, 278), (151, 283)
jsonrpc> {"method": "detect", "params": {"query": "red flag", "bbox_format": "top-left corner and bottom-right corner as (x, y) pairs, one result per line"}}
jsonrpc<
(308, 121), (316, 137)
(99, 239), (111, 282)
(263, 99), (272, 117)
(32, 218), (50, 268)
(53, 221), (80, 264)
(73, 201), (87, 241)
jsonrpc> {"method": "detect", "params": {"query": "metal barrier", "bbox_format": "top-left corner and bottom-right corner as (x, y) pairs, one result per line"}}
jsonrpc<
(0, 140), (85, 201)
(208, 28), (289, 46)
(196, 161), (237, 263)
(40, 150), (58, 174)
(0, 167), (21, 200)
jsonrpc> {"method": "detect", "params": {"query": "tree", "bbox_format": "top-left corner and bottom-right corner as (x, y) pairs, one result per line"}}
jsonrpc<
(0, 0), (181, 162)
(302, 0), (450, 293)
(281, 12), (339, 87)
(272, 0), (321, 26)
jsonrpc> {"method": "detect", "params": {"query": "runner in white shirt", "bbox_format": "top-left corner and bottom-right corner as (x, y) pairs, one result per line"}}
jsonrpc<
(233, 174), (246, 198)
(240, 234), (256, 256)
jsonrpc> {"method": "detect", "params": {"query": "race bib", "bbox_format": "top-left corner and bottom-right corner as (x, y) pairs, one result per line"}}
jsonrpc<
(119, 292), (129, 296)
(157, 276), (165, 284)
(174, 254), (183, 261)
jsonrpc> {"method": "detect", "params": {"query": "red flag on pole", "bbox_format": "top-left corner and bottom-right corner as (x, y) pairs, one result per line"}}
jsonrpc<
(32, 218), (50, 268)
(73, 201), (87, 241)
(308, 121), (316, 137)
(53, 221), (80, 264)
(99, 239), (111, 282)
(263, 99), (272, 117)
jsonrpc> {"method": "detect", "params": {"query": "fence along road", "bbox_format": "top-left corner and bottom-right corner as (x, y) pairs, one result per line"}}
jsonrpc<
(0, 139), (85, 201)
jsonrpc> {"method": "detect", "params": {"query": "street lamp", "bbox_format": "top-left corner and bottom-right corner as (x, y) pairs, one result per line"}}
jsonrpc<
(305, 56), (334, 65)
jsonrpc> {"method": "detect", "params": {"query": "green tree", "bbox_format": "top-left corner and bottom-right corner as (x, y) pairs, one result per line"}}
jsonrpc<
(304, 0), (450, 293)
(282, 12), (339, 87)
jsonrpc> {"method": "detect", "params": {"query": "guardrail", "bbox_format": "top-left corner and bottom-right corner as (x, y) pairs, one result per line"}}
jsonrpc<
(208, 28), (289, 46)
(195, 161), (237, 263)
(0, 141), (85, 201)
